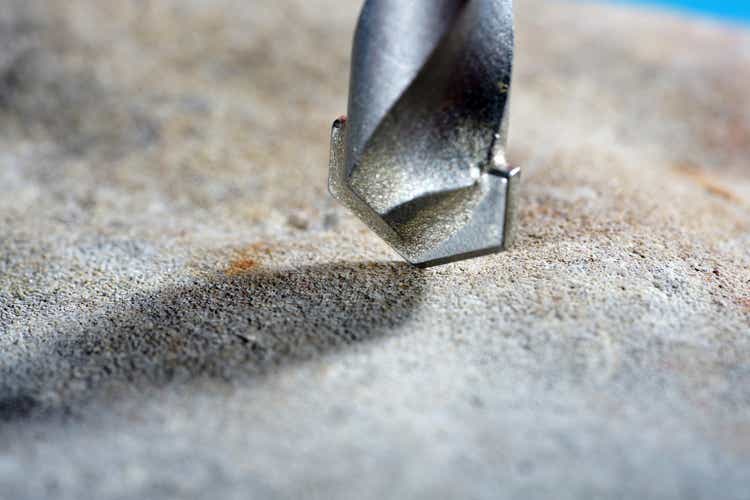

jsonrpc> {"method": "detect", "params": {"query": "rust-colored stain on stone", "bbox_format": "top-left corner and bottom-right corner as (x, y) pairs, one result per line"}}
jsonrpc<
(737, 297), (750, 312)
(227, 256), (258, 275)
(674, 163), (742, 204)
(225, 243), (275, 276)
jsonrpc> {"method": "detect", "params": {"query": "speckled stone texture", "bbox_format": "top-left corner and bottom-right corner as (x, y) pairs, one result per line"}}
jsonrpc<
(1, 0), (749, 498)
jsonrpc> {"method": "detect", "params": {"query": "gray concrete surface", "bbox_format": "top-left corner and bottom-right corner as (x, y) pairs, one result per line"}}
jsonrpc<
(1, 0), (749, 498)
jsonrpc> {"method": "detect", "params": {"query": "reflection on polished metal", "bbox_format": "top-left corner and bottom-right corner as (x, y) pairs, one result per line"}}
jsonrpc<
(329, 0), (520, 267)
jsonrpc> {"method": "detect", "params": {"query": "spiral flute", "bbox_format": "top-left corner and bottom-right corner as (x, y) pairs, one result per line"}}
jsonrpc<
(329, 0), (519, 267)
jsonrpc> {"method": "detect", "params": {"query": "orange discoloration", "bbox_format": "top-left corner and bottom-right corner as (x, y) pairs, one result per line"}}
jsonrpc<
(674, 164), (742, 204)
(737, 297), (750, 311)
(225, 242), (275, 276)
(226, 257), (258, 275)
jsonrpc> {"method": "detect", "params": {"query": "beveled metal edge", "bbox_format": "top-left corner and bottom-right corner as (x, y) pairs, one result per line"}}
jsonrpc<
(329, 117), (522, 267)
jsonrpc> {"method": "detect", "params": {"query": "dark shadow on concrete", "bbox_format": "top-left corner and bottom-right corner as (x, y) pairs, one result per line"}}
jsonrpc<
(0, 262), (426, 424)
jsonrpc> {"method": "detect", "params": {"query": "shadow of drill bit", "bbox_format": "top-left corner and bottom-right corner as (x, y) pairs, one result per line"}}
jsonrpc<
(0, 261), (426, 424)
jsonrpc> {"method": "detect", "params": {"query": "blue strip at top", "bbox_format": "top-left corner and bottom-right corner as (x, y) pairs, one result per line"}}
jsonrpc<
(613, 0), (750, 23)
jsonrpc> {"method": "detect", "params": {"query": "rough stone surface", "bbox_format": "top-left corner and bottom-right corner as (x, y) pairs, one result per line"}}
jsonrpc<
(1, 1), (749, 498)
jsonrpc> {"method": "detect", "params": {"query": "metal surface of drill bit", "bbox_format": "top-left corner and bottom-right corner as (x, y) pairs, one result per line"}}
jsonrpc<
(329, 0), (520, 267)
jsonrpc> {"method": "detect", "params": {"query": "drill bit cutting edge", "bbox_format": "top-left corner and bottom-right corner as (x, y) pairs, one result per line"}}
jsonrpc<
(329, 0), (520, 267)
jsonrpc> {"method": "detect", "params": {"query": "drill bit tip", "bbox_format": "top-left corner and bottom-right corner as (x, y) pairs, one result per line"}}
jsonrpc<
(329, 0), (520, 267)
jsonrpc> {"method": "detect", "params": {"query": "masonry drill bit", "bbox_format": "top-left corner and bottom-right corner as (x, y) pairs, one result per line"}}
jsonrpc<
(329, 0), (520, 267)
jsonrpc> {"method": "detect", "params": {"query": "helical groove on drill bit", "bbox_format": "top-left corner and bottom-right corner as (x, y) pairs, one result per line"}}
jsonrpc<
(329, 0), (520, 267)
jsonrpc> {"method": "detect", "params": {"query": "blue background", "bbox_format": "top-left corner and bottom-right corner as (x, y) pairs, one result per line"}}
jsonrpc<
(615, 0), (750, 23)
